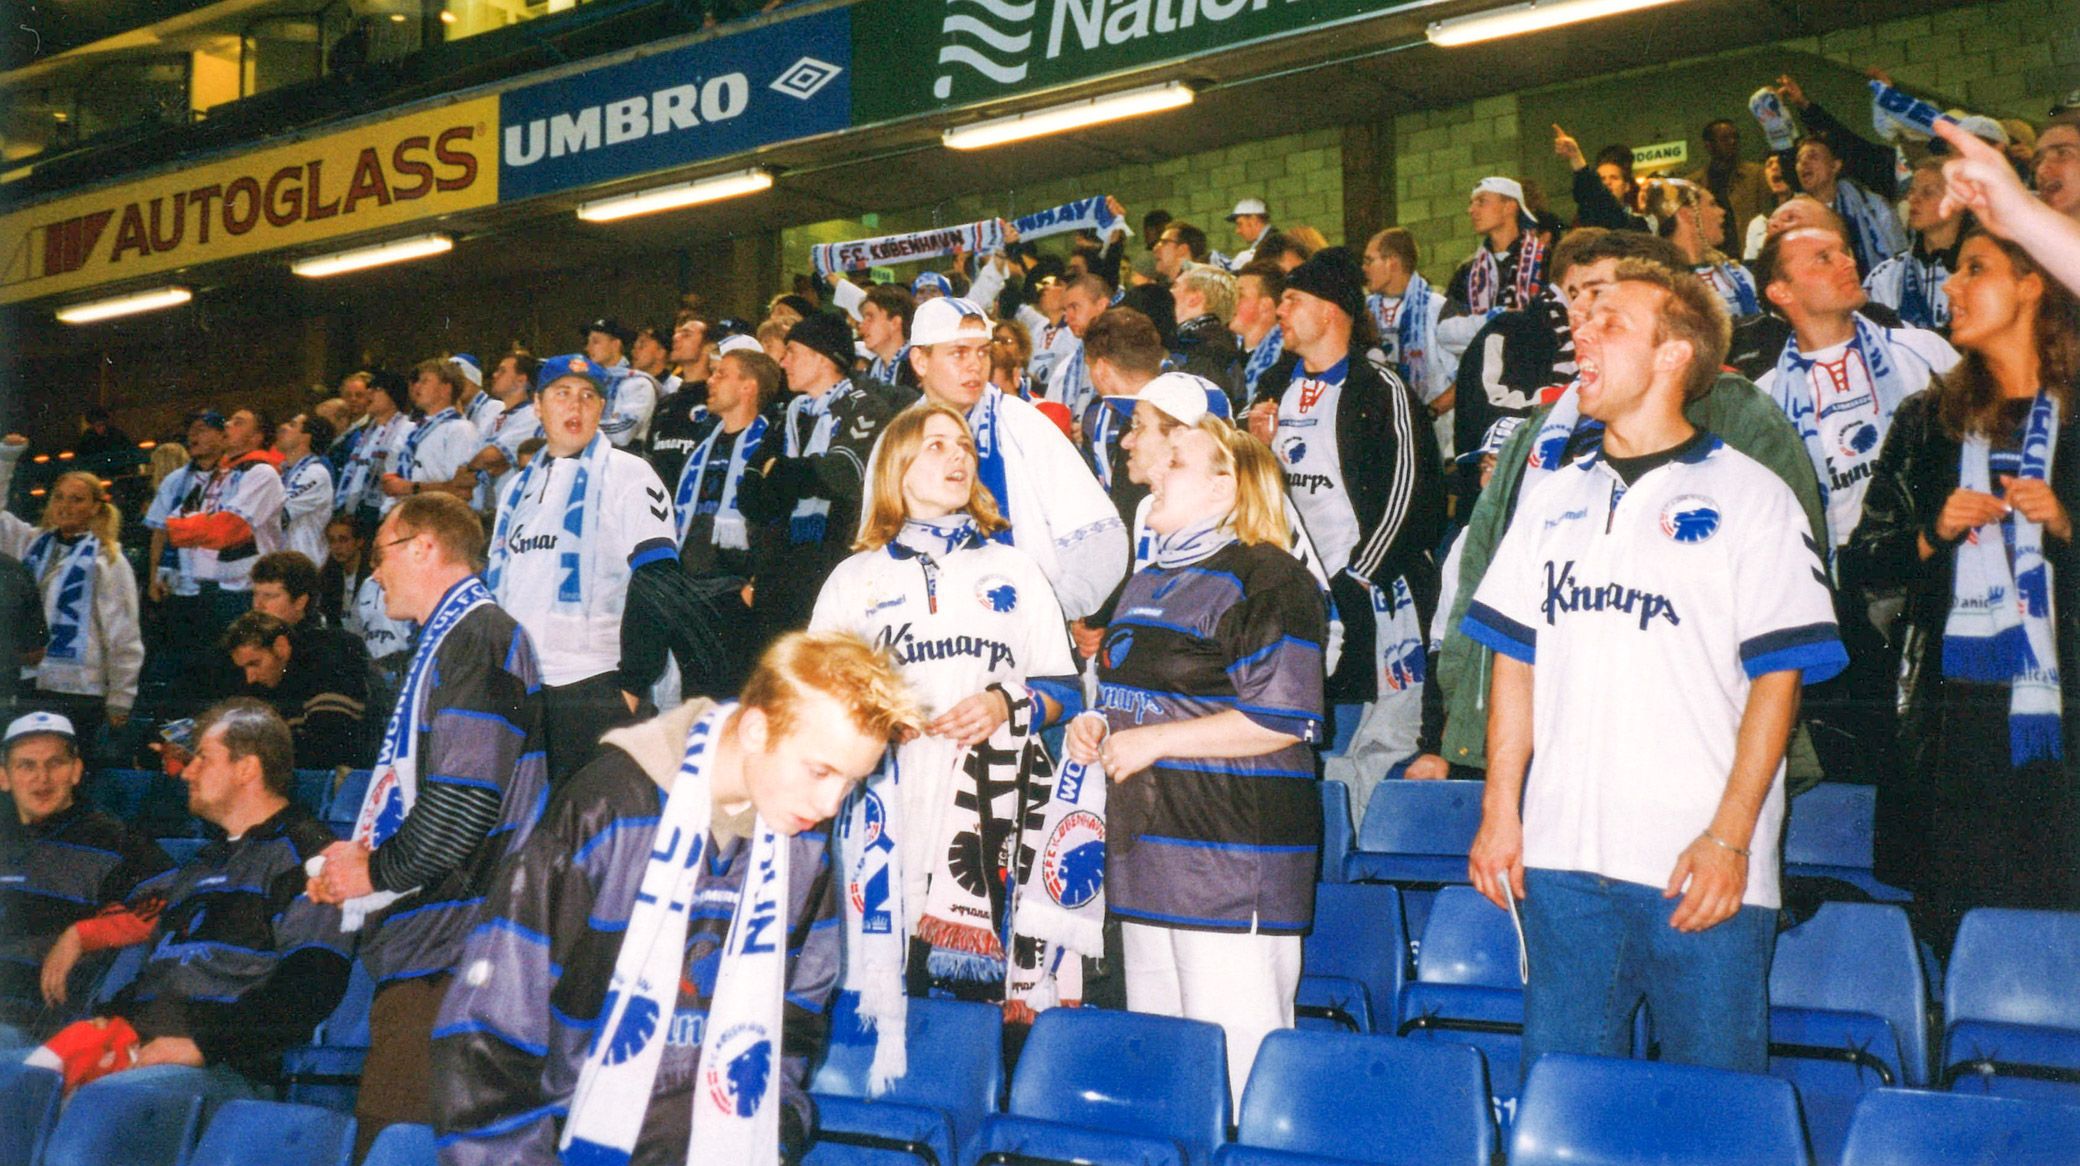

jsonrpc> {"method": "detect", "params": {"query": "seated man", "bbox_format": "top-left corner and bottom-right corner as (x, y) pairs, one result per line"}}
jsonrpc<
(223, 611), (375, 769)
(431, 631), (923, 1165)
(31, 699), (350, 1093)
(0, 712), (170, 1030)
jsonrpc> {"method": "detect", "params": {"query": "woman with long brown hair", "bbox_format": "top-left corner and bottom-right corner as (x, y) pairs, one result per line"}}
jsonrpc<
(1843, 229), (2080, 951)
(0, 444), (144, 752)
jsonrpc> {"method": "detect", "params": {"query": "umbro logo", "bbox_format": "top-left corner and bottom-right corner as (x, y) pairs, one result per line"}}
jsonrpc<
(770, 57), (843, 102)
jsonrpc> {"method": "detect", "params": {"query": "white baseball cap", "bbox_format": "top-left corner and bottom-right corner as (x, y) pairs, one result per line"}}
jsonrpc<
(910, 297), (993, 347)
(4, 711), (76, 750)
(715, 334), (763, 357)
(1128, 372), (1221, 427)
(450, 353), (483, 387)
(1227, 198), (1269, 221)
(1471, 176), (1526, 206)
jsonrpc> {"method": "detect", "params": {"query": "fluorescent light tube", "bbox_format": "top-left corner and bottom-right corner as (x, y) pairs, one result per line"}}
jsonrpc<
(291, 233), (454, 278)
(576, 168), (774, 223)
(56, 285), (193, 324)
(943, 82), (1195, 151)
(1427, 0), (1685, 47)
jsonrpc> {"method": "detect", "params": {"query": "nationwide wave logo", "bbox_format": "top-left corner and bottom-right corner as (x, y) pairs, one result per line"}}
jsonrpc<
(934, 0), (1038, 99)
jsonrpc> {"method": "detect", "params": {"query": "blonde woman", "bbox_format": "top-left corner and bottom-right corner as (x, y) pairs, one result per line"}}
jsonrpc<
(811, 404), (1080, 1013)
(0, 436), (145, 750)
(1641, 177), (1762, 319)
(1066, 417), (1329, 1101)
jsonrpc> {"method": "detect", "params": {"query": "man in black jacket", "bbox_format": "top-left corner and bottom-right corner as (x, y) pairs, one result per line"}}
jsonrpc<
(1170, 263), (1245, 410)
(223, 610), (374, 770)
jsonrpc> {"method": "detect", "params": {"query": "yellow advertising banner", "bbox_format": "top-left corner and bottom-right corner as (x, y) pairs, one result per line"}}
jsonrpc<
(0, 95), (499, 306)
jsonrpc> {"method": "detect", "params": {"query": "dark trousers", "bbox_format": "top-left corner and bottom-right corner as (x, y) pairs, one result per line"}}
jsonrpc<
(354, 973), (450, 1161)
(542, 672), (642, 786)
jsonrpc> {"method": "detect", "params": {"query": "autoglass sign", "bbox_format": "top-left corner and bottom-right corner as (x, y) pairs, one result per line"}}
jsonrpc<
(497, 8), (851, 202)
(851, 0), (1399, 123)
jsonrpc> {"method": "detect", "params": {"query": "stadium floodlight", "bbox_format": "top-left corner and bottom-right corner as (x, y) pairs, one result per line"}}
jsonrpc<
(55, 285), (193, 324)
(942, 82), (1195, 151)
(576, 168), (775, 223)
(1426, 0), (1686, 47)
(292, 233), (454, 278)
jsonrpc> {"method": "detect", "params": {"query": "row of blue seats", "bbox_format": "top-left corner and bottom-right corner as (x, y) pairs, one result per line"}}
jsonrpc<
(0, 1062), (434, 1166)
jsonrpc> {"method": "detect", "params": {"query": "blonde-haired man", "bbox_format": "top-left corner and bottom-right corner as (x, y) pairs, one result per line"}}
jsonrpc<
(432, 631), (921, 1166)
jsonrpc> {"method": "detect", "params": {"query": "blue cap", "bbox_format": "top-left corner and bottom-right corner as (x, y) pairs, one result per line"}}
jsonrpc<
(535, 354), (608, 396)
(911, 271), (954, 299)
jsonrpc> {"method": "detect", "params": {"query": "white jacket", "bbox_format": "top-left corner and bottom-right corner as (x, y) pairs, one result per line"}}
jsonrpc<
(0, 445), (144, 712)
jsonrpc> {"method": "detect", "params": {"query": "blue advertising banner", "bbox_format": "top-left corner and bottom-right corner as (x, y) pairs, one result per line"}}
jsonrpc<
(498, 9), (850, 202)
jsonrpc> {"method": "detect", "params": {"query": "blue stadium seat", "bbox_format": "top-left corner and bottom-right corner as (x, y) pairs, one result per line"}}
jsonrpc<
(1941, 907), (2080, 1103)
(0, 1062), (61, 1166)
(808, 993), (1002, 1166)
(292, 769), (336, 816)
(1396, 885), (1527, 1117)
(88, 768), (201, 838)
(157, 836), (206, 865)
(1296, 882), (1405, 1035)
(1215, 1029), (1493, 1166)
(324, 770), (373, 826)
(1782, 784), (1910, 902)
(1325, 703), (1365, 757)
(1510, 1054), (1811, 1166)
(1318, 779), (1353, 886)
(0, 1021), (28, 1049)
(971, 1008), (1230, 1166)
(282, 959), (377, 1113)
(1342, 780), (1481, 948)
(41, 1068), (210, 1166)
(1767, 902), (1929, 1165)
(362, 1122), (437, 1166)
(1839, 1088), (2080, 1165)
(187, 1099), (356, 1166)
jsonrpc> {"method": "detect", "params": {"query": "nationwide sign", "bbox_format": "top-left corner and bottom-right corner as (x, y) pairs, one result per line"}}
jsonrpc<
(0, 96), (498, 306)
(851, 0), (1402, 122)
(497, 7), (850, 202)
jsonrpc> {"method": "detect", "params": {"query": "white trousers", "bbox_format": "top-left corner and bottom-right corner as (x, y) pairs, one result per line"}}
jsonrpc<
(1120, 921), (1302, 1108)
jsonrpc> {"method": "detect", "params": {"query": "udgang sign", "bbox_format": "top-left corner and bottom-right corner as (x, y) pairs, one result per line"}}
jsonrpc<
(851, 0), (1400, 123)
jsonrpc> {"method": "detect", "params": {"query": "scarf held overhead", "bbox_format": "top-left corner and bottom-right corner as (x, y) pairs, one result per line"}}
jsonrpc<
(562, 704), (789, 1166)
(1010, 195), (1130, 244)
(812, 220), (1008, 277)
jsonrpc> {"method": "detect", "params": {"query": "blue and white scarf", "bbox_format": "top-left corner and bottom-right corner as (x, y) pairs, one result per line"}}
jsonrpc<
(1382, 274), (1439, 395)
(1010, 194), (1128, 244)
(1833, 179), (1911, 275)
(1465, 225), (1546, 316)
(485, 431), (610, 616)
(1243, 325), (1285, 399)
(23, 531), (99, 664)
(784, 387), (841, 544)
(398, 408), (461, 480)
(339, 576), (492, 932)
(969, 390), (1018, 539)
(337, 413), (408, 513)
(867, 347), (911, 386)
(1942, 390), (2064, 765)
(1524, 381), (1599, 493)
(1050, 347), (1095, 426)
(1698, 261), (1761, 318)
(1767, 314), (1916, 545)
(674, 414), (770, 551)
(812, 219), (1007, 277)
(563, 703), (787, 1166)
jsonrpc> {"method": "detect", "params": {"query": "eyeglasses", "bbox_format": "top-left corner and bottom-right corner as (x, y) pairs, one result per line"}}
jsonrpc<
(370, 531), (417, 566)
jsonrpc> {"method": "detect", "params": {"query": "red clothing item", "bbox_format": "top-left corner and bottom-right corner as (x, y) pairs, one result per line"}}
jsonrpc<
(75, 903), (157, 951)
(35, 1017), (141, 1093)
(164, 448), (284, 548)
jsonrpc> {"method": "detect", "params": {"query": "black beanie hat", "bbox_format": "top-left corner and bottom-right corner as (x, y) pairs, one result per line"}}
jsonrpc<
(787, 310), (858, 378)
(1282, 246), (1367, 324)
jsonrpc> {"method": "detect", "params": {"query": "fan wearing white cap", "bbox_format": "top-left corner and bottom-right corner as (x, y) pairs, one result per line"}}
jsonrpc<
(1445, 176), (1550, 322)
(450, 353), (505, 441)
(1225, 197), (1273, 271)
(874, 295), (1128, 621)
(1, 711), (171, 1026)
(1081, 307), (1231, 522)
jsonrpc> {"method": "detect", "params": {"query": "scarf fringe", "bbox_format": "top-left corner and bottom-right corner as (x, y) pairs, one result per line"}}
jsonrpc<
(915, 914), (1004, 961)
(2012, 715), (2064, 765)
(1942, 625), (2031, 683)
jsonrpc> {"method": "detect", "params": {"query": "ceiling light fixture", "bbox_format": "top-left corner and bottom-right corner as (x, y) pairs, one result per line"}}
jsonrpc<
(1426, 0), (1685, 47)
(575, 167), (775, 222)
(942, 81), (1195, 151)
(55, 285), (193, 324)
(291, 232), (454, 278)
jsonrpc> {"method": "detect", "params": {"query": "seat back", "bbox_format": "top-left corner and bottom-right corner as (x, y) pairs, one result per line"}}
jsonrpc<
(1320, 779), (1353, 885)
(0, 1063), (61, 1166)
(292, 769), (337, 816)
(1945, 908), (2080, 1032)
(1416, 885), (1522, 988)
(87, 768), (199, 838)
(1355, 780), (1483, 858)
(316, 959), (378, 1046)
(41, 1071), (207, 1166)
(186, 1099), (355, 1166)
(1840, 1088), (2080, 1165)
(1009, 1008), (1230, 1160)
(1783, 783), (1876, 870)
(812, 993), (1004, 1141)
(362, 1122), (437, 1166)
(1236, 1030), (1493, 1166)
(1769, 901), (1928, 1085)
(324, 770), (373, 826)
(1303, 883), (1407, 1024)
(1510, 1054), (1810, 1166)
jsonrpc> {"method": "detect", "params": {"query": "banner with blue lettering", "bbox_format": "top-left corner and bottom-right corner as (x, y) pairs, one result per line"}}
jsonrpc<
(498, 10), (850, 202)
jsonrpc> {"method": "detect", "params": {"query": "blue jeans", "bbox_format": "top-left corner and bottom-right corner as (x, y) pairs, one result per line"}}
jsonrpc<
(1519, 868), (1776, 1080)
